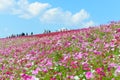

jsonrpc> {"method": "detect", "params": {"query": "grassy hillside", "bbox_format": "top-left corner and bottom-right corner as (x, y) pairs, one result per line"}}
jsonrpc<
(0, 23), (120, 80)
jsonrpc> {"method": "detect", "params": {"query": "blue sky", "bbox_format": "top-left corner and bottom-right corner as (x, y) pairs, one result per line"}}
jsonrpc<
(0, 0), (120, 38)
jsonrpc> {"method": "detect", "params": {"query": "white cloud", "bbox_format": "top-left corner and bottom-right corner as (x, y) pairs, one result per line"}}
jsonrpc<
(83, 20), (95, 27)
(0, 0), (95, 27)
(40, 8), (92, 27)
(72, 9), (89, 24)
(28, 2), (50, 16)
(0, 0), (15, 11)
(12, 0), (50, 19)
(40, 8), (72, 25)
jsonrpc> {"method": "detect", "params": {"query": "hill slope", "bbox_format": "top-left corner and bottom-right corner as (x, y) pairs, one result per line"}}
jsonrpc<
(0, 22), (120, 80)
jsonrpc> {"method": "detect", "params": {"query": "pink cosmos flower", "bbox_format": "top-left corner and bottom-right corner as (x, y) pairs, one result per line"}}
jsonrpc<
(10, 76), (14, 80)
(63, 54), (71, 61)
(30, 50), (36, 55)
(26, 63), (33, 68)
(68, 75), (74, 79)
(72, 35), (76, 39)
(32, 68), (40, 75)
(70, 61), (78, 68)
(104, 43), (109, 48)
(108, 63), (118, 68)
(114, 66), (120, 76)
(112, 78), (115, 80)
(65, 42), (71, 47)
(95, 67), (105, 76)
(42, 68), (48, 73)
(82, 63), (90, 71)
(94, 50), (101, 55)
(6, 71), (12, 75)
(116, 28), (120, 33)
(50, 78), (56, 80)
(94, 38), (100, 43)
(74, 52), (83, 60)
(46, 60), (52, 66)
(96, 68), (103, 74)
(1, 65), (5, 70)
(31, 76), (39, 80)
(21, 73), (32, 80)
(110, 43), (115, 48)
(83, 53), (88, 57)
(85, 71), (94, 79)
(56, 40), (62, 46)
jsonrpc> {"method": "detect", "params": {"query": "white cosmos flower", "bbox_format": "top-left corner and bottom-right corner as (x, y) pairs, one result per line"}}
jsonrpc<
(74, 76), (80, 80)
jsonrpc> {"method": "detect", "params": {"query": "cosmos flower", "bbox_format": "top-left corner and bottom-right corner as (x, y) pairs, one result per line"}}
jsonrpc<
(85, 71), (94, 79)
(114, 66), (120, 76)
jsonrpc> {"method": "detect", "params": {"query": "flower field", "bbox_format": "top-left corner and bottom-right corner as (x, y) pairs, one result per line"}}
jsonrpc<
(0, 23), (120, 80)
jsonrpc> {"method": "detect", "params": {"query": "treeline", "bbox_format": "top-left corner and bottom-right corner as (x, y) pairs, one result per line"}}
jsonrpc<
(7, 32), (33, 38)
(7, 28), (68, 38)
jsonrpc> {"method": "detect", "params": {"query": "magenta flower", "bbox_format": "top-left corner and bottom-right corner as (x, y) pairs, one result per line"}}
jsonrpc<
(95, 67), (105, 76)
(72, 35), (76, 39)
(68, 75), (74, 79)
(82, 63), (90, 71)
(96, 68), (103, 74)
(85, 71), (94, 79)
(50, 78), (56, 80)
(70, 61), (78, 68)
(94, 50), (101, 55)
(1, 65), (5, 70)
(6, 71), (12, 75)
(116, 28), (120, 33)
(21, 73), (32, 80)
(30, 50), (36, 55)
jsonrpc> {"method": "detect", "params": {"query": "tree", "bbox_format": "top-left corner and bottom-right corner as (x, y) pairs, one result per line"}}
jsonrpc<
(31, 32), (33, 35)
(21, 32), (25, 36)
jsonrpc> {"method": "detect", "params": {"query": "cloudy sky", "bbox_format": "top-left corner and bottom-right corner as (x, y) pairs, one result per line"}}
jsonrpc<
(0, 0), (120, 38)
